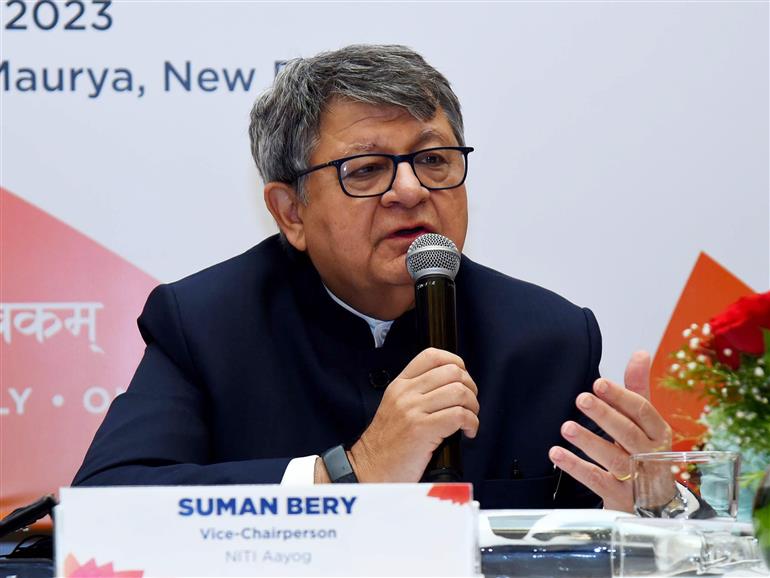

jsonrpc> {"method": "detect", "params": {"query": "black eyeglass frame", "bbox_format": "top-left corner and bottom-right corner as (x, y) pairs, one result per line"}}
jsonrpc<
(294, 146), (475, 198)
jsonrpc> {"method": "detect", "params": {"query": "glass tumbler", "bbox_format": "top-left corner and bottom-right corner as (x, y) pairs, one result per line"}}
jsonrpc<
(631, 451), (740, 519)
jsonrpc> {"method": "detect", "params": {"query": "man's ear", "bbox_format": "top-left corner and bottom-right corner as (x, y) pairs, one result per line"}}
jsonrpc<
(264, 182), (306, 251)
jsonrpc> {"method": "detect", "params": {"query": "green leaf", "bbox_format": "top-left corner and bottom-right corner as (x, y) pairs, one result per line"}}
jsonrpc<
(755, 502), (770, 552)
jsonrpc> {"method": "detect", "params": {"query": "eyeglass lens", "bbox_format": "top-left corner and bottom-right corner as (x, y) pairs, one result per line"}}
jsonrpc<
(339, 148), (467, 197)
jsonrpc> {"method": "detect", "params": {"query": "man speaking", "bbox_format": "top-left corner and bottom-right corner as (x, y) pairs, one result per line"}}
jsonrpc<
(73, 44), (672, 511)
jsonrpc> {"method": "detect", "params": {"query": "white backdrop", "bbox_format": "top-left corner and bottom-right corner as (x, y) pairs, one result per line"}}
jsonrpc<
(3, 0), (768, 386)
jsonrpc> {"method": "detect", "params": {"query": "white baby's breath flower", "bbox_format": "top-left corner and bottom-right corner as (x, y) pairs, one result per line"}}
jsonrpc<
(670, 465), (680, 474)
(679, 371), (686, 379)
(689, 337), (700, 350)
(697, 354), (708, 363)
(676, 350), (686, 360)
(670, 363), (681, 373)
(739, 386), (747, 395)
(691, 323), (699, 331)
(687, 379), (694, 386)
(723, 348), (733, 357)
(683, 328), (692, 338)
(702, 323), (711, 336)
(736, 411), (745, 419)
(755, 367), (765, 377)
(680, 472), (691, 481)
(703, 404), (711, 412)
(722, 387), (728, 396)
(687, 361), (697, 370)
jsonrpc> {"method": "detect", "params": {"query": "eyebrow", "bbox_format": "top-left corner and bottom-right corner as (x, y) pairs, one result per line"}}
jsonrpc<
(340, 142), (379, 156)
(413, 128), (452, 149)
(339, 128), (453, 158)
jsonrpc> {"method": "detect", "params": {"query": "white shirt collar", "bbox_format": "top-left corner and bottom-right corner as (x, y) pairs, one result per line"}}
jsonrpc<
(324, 286), (394, 348)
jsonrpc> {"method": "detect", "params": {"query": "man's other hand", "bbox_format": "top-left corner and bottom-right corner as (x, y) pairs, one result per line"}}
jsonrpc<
(348, 348), (479, 482)
(548, 350), (673, 512)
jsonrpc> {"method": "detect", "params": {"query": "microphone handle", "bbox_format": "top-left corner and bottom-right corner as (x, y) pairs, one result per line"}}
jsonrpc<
(414, 275), (462, 482)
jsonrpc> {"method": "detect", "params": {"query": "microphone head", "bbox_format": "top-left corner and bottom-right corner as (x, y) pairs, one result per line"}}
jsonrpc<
(406, 233), (461, 282)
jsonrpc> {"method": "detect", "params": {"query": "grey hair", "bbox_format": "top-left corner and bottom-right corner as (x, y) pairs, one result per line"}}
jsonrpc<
(249, 44), (465, 202)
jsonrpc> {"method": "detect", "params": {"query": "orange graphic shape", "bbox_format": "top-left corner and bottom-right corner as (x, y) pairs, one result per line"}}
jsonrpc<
(650, 252), (754, 450)
(1, 188), (158, 524)
(63, 553), (143, 577)
(427, 483), (472, 505)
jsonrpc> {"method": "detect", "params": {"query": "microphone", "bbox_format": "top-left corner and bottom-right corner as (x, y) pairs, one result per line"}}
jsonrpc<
(406, 233), (463, 483)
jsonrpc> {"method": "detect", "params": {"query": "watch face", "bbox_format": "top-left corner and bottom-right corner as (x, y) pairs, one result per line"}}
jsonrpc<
(636, 489), (687, 518)
(662, 494), (687, 518)
(323, 445), (357, 483)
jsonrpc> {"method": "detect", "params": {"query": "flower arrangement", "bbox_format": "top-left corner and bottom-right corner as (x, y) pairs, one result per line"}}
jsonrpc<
(662, 291), (770, 484)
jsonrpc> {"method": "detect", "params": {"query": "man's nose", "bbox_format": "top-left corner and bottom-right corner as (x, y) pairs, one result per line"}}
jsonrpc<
(381, 161), (429, 207)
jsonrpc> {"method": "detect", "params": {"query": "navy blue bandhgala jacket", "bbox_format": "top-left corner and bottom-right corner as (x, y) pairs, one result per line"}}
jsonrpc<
(73, 235), (603, 509)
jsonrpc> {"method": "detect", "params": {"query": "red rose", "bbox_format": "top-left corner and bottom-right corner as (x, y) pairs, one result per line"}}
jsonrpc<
(709, 291), (770, 369)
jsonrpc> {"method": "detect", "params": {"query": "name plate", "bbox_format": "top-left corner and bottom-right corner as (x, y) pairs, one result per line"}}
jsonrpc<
(55, 483), (478, 577)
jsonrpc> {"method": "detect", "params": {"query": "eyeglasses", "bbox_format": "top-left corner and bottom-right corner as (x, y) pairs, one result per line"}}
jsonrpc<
(295, 146), (474, 198)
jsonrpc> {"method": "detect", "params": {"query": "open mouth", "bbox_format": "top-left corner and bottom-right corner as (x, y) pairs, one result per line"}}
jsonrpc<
(390, 226), (430, 239)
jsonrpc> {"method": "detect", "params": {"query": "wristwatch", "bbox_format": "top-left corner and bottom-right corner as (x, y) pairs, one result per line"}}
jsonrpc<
(636, 488), (688, 518)
(321, 445), (358, 483)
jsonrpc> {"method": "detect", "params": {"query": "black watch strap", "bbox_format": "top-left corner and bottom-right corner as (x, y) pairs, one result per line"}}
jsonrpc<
(321, 445), (358, 483)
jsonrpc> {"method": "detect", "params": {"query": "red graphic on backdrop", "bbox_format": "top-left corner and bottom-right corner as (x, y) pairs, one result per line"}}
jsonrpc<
(427, 484), (472, 505)
(63, 553), (143, 577)
(0, 188), (158, 522)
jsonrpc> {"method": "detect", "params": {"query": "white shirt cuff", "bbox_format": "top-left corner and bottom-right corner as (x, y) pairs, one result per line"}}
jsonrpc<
(280, 455), (319, 485)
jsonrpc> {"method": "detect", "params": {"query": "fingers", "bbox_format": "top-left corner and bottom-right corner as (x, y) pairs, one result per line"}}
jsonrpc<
(624, 350), (651, 399)
(389, 349), (479, 437)
(428, 406), (480, 439)
(355, 349), (478, 483)
(422, 381), (480, 415)
(560, 420), (631, 478)
(576, 390), (650, 454)
(549, 445), (632, 512)
(414, 362), (478, 396)
(400, 348), (466, 380)
(402, 353), (479, 437)
(589, 378), (672, 446)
